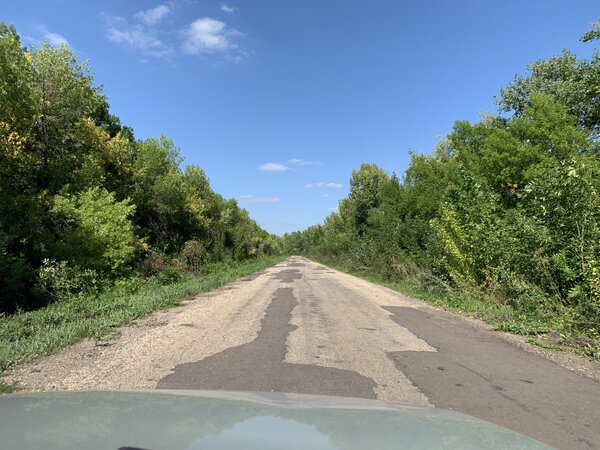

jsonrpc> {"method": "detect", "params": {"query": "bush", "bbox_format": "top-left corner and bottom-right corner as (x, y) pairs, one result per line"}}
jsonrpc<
(179, 239), (204, 274)
(138, 251), (171, 275)
(155, 267), (183, 286)
(203, 260), (233, 275)
(37, 259), (99, 300)
(112, 276), (145, 295)
(50, 188), (141, 276)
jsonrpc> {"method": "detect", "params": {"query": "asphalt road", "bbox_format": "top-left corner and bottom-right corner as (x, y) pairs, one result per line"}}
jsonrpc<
(9, 257), (600, 449)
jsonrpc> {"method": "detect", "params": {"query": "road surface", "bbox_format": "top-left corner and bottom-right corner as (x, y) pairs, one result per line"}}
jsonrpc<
(7, 257), (600, 449)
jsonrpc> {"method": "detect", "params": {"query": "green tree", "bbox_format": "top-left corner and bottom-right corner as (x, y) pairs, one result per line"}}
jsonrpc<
(497, 51), (600, 134)
(30, 43), (104, 190)
(0, 22), (278, 312)
(50, 188), (140, 275)
(340, 163), (390, 236)
(580, 19), (600, 43)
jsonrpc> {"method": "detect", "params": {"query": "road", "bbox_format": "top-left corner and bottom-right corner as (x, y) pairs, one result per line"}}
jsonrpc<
(8, 257), (600, 449)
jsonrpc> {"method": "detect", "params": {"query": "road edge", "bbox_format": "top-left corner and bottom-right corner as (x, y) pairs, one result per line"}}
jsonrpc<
(303, 256), (600, 383)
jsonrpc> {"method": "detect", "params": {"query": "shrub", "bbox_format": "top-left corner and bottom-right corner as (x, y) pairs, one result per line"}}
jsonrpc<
(112, 276), (145, 295)
(179, 239), (204, 274)
(202, 260), (233, 275)
(37, 259), (99, 300)
(50, 187), (140, 276)
(156, 266), (183, 286)
(138, 251), (171, 275)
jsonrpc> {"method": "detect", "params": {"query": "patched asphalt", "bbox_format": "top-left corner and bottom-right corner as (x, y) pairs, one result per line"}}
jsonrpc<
(16, 256), (598, 450)
(157, 257), (600, 450)
(157, 264), (377, 398)
(385, 306), (600, 450)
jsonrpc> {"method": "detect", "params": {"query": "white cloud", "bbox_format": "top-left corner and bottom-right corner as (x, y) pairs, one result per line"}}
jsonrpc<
(43, 31), (70, 47)
(107, 26), (171, 57)
(321, 194), (329, 198)
(103, 9), (247, 62)
(104, 15), (172, 58)
(182, 18), (241, 54)
(239, 194), (279, 203)
(304, 182), (342, 189)
(220, 3), (237, 14)
(259, 163), (290, 172)
(36, 26), (70, 47)
(288, 158), (319, 166)
(135, 3), (173, 25)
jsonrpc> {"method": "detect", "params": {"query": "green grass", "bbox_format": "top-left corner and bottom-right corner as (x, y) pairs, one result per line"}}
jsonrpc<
(0, 256), (284, 375)
(310, 256), (599, 359)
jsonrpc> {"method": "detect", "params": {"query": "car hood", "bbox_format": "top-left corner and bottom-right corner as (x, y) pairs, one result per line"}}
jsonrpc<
(1, 390), (554, 449)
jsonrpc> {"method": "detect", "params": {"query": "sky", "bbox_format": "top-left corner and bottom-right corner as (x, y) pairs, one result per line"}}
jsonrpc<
(3, 1), (598, 235)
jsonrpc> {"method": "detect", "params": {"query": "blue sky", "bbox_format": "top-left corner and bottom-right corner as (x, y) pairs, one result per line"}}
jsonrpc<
(4, 1), (598, 235)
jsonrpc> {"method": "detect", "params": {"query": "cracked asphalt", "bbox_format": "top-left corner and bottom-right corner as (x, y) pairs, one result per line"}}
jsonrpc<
(7, 257), (600, 449)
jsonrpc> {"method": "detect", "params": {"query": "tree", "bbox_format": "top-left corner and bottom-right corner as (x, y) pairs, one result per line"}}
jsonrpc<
(30, 43), (104, 190)
(497, 51), (600, 134)
(91, 100), (135, 142)
(0, 22), (277, 312)
(50, 187), (140, 275)
(340, 163), (389, 236)
(580, 19), (600, 43)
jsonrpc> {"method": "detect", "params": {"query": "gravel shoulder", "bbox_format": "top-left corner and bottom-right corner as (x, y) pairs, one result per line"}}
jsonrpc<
(4, 263), (286, 391)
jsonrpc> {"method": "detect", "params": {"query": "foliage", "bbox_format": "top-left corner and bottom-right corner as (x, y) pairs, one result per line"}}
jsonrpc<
(37, 259), (99, 300)
(50, 188), (139, 275)
(497, 50), (600, 134)
(284, 27), (600, 357)
(0, 232), (32, 311)
(0, 380), (17, 394)
(180, 239), (205, 274)
(156, 267), (184, 286)
(0, 23), (280, 312)
(580, 18), (600, 43)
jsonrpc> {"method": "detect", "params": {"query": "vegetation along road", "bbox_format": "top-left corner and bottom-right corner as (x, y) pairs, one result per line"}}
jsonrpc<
(5, 257), (599, 450)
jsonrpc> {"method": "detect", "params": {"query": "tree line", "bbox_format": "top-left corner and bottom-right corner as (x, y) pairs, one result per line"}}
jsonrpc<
(283, 21), (600, 349)
(0, 24), (279, 313)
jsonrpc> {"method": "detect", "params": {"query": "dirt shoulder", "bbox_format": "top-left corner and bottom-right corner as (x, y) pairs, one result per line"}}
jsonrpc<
(3, 262), (287, 392)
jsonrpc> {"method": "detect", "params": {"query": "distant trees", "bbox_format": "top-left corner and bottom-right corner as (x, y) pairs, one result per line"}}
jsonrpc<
(284, 20), (600, 336)
(0, 24), (279, 312)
